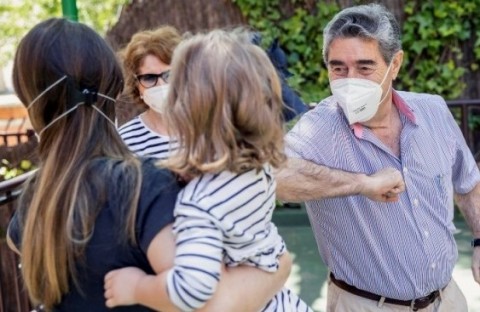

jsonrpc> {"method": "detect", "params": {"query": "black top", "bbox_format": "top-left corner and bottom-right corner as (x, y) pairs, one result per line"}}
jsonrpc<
(8, 158), (180, 311)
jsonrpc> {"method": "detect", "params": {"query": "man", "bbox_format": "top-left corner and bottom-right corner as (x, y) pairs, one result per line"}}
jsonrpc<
(276, 3), (480, 311)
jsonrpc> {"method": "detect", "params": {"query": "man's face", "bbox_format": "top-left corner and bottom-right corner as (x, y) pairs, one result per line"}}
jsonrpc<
(326, 37), (404, 125)
(327, 37), (393, 85)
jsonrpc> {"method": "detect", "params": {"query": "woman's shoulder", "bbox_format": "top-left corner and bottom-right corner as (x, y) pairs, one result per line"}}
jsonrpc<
(138, 158), (181, 207)
(92, 157), (180, 201)
(140, 157), (178, 185)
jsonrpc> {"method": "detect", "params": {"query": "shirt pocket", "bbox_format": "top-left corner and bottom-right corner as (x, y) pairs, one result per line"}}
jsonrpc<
(433, 171), (455, 226)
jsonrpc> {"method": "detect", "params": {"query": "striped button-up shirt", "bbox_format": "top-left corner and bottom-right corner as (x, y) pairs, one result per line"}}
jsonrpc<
(285, 90), (480, 300)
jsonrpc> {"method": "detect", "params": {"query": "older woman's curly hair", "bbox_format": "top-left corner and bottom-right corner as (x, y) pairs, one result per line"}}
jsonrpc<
(119, 26), (181, 109)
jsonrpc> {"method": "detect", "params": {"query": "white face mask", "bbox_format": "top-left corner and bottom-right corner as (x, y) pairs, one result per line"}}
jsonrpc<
(330, 63), (392, 125)
(142, 84), (169, 114)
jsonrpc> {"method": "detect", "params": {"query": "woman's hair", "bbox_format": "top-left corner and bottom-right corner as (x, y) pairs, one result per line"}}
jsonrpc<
(322, 3), (402, 64)
(120, 26), (181, 108)
(12, 18), (142, 309)
(163, 29), (286, 177)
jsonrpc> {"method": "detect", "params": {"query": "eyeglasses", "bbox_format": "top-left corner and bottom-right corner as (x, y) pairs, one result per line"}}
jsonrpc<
(136, 70), (170, 88)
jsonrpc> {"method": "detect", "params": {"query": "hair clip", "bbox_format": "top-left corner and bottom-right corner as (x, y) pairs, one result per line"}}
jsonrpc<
(82, 89), (98, 106)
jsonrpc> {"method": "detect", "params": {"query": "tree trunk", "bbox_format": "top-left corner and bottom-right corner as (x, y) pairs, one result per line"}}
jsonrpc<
(106, 0), (246, 51)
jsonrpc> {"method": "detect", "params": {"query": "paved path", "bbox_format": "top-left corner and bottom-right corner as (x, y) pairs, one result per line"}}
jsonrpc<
(275, 207), (480, 312)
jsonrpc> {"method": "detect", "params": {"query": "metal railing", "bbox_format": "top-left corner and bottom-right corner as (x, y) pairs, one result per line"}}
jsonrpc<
(0, 174), (33, 312)
(446, 99), (480, 161)
(0, 132), (36, 312)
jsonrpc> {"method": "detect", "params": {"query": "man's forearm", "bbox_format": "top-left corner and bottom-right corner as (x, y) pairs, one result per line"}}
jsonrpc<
(455, 182), (480, 237)
(275, 158), (364, 202)
(275, 158), (404, 202)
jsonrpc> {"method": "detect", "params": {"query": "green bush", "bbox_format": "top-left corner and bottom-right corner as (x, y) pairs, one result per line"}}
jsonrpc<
(233, 0), (480, 103)
(398, 0), (480, 100)
(233, 0), (339, 103)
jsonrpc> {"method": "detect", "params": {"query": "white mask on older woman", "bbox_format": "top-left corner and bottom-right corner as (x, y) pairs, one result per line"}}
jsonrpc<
(142, 84), (169, 114)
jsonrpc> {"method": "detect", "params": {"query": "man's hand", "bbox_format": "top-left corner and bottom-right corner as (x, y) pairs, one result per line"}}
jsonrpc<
(472, 247), (480, 284)
(359, 168), (405, 202)
(104, 267), (147, 308)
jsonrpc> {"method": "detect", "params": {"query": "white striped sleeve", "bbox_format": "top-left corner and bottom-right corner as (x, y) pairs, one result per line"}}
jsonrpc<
(166, 204), (223, 311)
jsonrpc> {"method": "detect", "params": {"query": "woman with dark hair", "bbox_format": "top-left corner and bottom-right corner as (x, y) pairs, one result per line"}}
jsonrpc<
(7, 18), (291, 312)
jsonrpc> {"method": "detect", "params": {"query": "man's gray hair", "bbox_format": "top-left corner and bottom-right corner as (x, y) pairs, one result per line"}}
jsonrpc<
(322, 3), (402, 65)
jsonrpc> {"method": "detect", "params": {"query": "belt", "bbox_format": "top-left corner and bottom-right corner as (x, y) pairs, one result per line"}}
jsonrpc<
(329, 273), (442, 311)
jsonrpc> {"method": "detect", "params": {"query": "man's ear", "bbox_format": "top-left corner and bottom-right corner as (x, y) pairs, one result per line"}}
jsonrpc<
(392, 50), (404, 80)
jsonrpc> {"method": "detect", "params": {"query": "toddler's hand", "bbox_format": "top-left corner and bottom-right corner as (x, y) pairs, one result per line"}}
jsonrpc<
(104, 267), (146, 308)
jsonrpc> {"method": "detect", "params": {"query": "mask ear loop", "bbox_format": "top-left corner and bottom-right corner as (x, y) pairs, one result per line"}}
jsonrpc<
(379, 62), (393, 88)
(37, 103), (83, 137)
(91, 94), (116, 128)
(27, 76), (68, 110)
(377, 62), (394, 105)
(37, 90), (117, 137)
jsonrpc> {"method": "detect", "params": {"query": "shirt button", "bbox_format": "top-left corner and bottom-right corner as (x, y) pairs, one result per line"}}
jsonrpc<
(403, 167), (408, 173)
(413, 199), (419, 206)
(424, 230), (430, 238)
(431, 263), (436, 269)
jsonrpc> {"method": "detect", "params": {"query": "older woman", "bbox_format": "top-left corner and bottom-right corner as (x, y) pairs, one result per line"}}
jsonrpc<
(118, 26), (180, 159)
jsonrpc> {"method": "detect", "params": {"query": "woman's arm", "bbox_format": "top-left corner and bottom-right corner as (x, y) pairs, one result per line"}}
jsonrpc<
(199, 252), (292, 312)
(105, 224), (292, 312)
(104, 225), (178, 311)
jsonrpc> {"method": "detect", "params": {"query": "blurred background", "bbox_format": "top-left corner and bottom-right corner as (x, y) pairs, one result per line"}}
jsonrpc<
(1, 1), (480, 311)
(1, 0), (479, 155)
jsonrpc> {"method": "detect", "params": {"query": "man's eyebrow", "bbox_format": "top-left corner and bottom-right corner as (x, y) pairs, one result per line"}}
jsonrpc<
(328, 59), (378, 66)
(328, 60), (345, 66)
(356, 59), (377, 65)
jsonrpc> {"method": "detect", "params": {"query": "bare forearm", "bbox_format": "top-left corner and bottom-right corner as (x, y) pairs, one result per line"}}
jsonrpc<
(200, 252), (292, 312)
(455, 182), (480, 236)
(275, 158), (404, 203)
(275, 158), (366, 202)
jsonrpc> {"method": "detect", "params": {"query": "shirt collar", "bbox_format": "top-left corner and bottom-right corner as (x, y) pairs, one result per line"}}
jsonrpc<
(351, 90), (417, 138)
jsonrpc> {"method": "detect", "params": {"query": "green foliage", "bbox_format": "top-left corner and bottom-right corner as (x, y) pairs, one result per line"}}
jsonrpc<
(232, 0), (341, 103)
(0, 0), (128, 67)
(400, 0), (480, 100)
(233, 0), (480, 102)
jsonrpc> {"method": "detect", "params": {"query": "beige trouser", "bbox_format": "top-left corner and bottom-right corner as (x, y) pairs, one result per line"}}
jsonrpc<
(326, 278), (467, 312)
